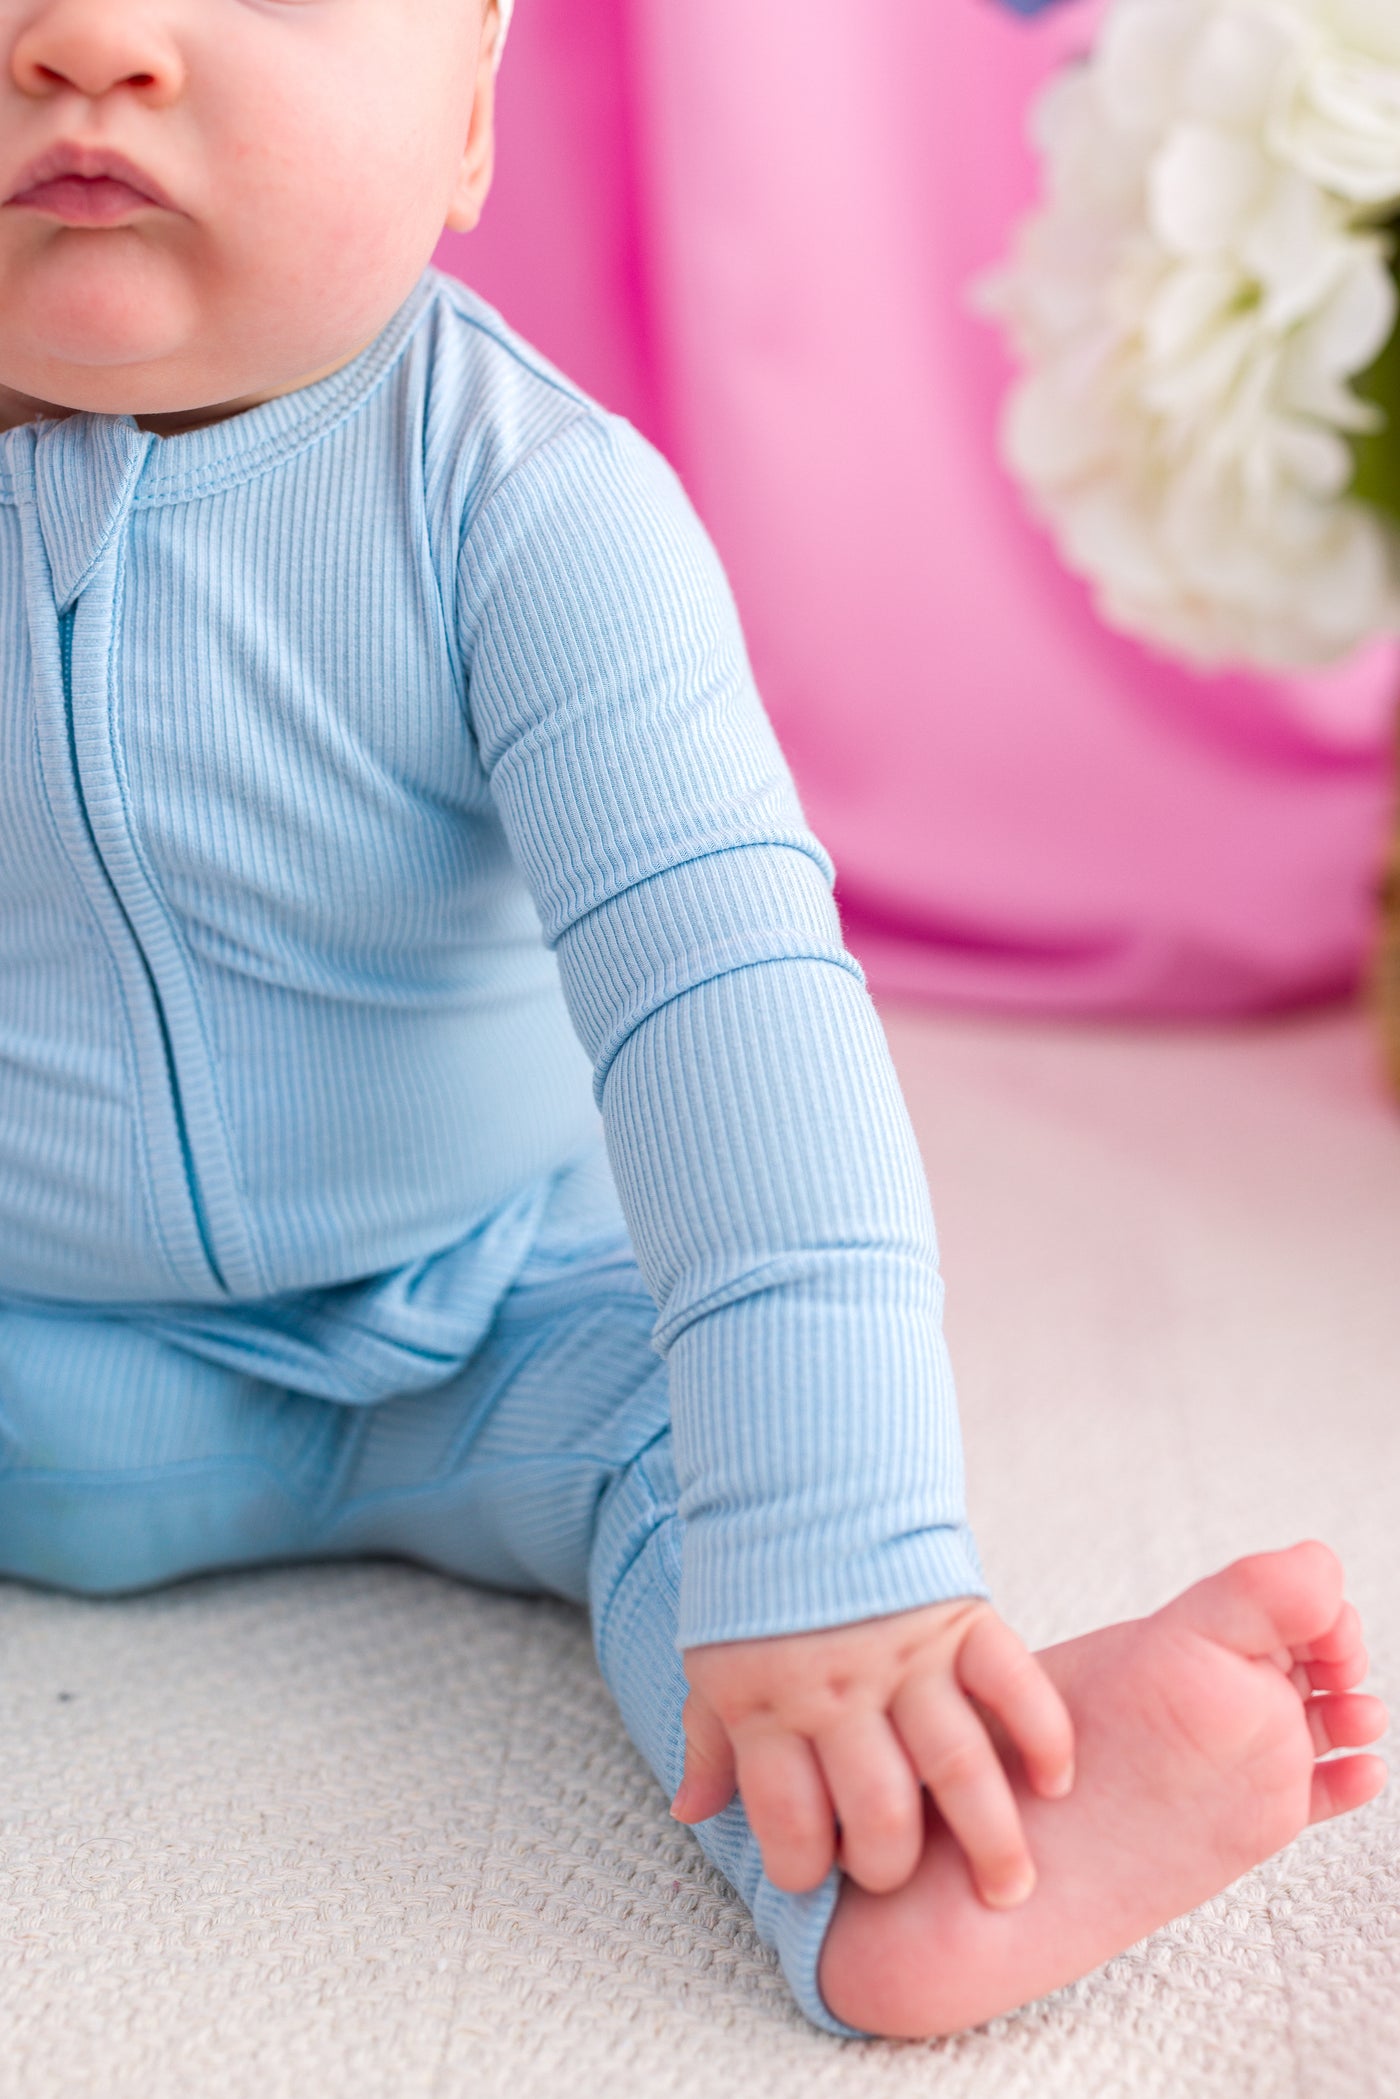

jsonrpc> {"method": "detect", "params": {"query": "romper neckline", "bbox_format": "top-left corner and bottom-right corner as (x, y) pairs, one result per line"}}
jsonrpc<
(0, 269), (439, 510)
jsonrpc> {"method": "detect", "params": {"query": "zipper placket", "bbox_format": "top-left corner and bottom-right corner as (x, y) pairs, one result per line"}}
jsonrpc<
(56, 603), (230, 1296)
(15, 402), (267, 1300)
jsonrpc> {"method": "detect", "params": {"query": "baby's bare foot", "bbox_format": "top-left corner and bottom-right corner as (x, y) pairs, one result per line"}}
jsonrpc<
(819, 1543), (1388, 2039)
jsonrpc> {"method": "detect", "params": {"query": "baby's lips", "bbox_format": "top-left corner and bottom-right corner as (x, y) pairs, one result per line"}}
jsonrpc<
(8, 175), (171, 226)
(6, 140), (177, 213)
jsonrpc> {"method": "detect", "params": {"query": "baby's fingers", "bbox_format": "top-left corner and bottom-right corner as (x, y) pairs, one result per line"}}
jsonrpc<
(957, 1612), (1075, 1800)
(736, 1731), (837, 1893)
(671, 1690), (738, 1826)
(894, 1679), (1036, 1908)
(815, 1711), (924, 1895)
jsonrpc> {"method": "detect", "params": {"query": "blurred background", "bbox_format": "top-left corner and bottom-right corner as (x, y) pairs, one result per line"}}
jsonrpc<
(435, 0), (1400, 1019)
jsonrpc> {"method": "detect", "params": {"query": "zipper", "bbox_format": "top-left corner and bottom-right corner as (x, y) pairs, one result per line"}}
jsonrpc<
(57, 604), (230, 1295)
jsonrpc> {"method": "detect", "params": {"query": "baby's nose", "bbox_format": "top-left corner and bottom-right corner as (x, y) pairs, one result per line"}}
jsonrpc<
(10, 0), (185, 107)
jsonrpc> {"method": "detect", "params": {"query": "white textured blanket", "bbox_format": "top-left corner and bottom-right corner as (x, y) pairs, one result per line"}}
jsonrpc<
(2, 1005), (1395, 2098)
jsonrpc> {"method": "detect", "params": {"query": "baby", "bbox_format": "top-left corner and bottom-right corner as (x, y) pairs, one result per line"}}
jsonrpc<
(0, 0), (1387, 2043)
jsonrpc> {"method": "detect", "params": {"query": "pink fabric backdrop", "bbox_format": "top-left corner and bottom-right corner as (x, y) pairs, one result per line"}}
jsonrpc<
(436, 0), (1400, 1014)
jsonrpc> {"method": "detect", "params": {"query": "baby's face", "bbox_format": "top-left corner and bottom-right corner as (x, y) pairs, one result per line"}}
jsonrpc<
(0, 0), (497, 427)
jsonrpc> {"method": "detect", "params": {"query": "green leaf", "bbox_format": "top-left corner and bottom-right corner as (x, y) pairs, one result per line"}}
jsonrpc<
(1351, 242), (1400, 532)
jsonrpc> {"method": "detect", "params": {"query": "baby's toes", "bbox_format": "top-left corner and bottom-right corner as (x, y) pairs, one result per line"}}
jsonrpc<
(1170, 1542), (1344, 1662)
(1302, 1651), (1371, 1696)
(1292, 1601), (1368, 1690)
(1305, 1692), (1389, 1759)
(1309, 1752), (1388, 1826)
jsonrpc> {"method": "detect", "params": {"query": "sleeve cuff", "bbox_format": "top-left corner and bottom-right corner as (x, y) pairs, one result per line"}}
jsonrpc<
(677, 1520), (988, 1651)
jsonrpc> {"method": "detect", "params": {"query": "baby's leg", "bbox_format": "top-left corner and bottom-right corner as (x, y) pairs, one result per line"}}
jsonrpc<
(0, 1303), (348, 1592)
(460, 1202), (1387, 2038)
(586, 1422), (856, 2031)
(0, 1211), (1384, 2042)
(0, 1200), (861, 2032)
(321, 1190), (862, 2034)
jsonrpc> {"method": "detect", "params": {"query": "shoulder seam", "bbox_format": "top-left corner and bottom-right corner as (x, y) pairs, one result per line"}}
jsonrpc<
(426, 270), (601, 417)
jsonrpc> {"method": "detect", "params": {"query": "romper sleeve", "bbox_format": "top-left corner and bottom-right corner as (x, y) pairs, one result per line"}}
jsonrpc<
(456, 408), (986, 1650)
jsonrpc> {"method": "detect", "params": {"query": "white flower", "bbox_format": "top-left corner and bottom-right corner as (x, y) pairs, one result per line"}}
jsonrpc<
(1270, 0), (1400, 201)
(985, 0), (1400, 670)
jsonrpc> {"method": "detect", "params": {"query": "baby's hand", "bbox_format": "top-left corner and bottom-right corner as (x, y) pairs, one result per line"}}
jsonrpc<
(673, 1600), (1075, 1904)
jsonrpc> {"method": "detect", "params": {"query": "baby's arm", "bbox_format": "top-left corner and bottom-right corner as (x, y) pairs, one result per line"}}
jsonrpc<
(457, 402), (1064, 1896)
(676, 1602), (1074, 1905)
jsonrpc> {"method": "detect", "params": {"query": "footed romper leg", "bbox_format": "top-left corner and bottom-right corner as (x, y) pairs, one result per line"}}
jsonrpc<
(0, 1150), (867, 2036)
(588, 1426), (865, 2039)
(0, 1303), (349, 1593)
(323, 1236), (865, 2035)
(305, 1196), (870, 2038)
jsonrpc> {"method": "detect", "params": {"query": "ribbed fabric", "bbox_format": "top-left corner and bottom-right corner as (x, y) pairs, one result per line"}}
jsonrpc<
(0, 1148), (864, 2035)
(0, 266), (984, 1649)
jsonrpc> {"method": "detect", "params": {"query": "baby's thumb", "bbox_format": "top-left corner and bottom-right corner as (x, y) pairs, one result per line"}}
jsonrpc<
(671, 1692), (737, 1824)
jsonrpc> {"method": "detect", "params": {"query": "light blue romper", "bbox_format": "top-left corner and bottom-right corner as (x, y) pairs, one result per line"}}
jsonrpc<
(0, 268), (983, 2034)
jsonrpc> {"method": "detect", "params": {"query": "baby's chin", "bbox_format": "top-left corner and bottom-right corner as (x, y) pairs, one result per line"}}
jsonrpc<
(0, 237), (217, 412)
(0, 238), (410, 422)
